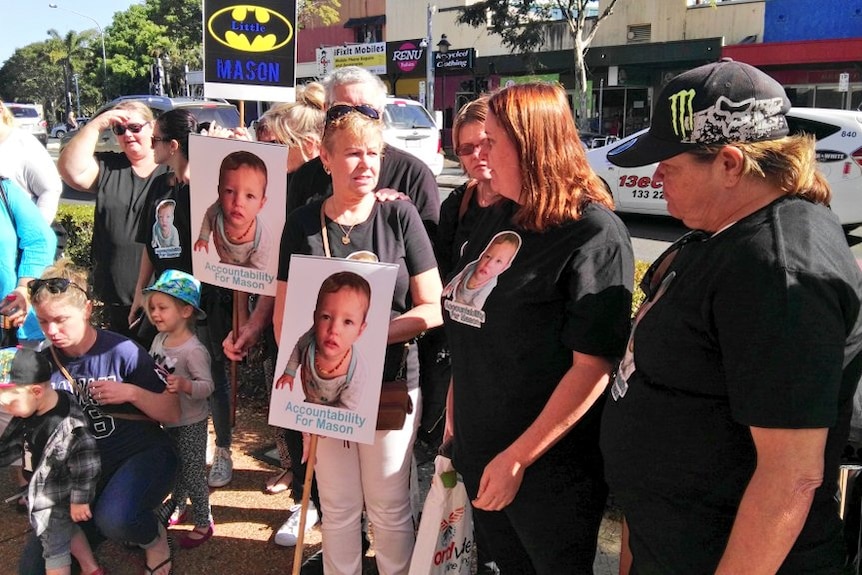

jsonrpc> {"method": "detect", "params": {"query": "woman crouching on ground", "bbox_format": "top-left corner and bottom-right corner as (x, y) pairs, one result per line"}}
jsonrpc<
(18, 261), (180, 575)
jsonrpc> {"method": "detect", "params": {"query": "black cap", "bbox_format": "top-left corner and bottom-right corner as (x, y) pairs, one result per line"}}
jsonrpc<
(0, 347), (52, 387)
(607, 58), (791, 167)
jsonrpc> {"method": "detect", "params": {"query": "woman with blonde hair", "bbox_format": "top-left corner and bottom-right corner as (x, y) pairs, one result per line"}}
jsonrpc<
(19, 260), (179, 575)
(442, 82), (634, 573)
(0, 99), (63, 224)
(256, 82), (326, 174)
(275, 105), (442, 574)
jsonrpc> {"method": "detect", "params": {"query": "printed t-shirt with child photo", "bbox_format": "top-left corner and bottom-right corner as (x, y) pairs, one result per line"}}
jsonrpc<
(136, 173), (192, 276)
(442, 199), (633, 470)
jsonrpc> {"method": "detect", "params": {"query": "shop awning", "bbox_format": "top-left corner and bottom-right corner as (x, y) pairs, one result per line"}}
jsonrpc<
(344, 15), (386, 28)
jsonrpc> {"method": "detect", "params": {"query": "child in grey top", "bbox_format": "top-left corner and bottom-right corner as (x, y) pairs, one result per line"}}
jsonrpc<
(144, 270), (215, 549)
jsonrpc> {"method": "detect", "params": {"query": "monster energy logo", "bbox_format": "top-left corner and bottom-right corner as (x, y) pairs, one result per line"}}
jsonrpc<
(668, 89), (696, 139)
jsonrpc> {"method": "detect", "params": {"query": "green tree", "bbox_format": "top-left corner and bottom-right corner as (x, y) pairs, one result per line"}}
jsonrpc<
(103, 4), (172, 96)
(457, 0), (620, 126)
(298, 0), (342, 28)
(0, 43), (66, 118)
(45, 28), (99, 116)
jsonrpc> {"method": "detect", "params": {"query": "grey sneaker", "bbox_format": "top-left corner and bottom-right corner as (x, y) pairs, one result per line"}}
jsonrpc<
(208, 447), (233, 487)
(274, 502), (319, 547)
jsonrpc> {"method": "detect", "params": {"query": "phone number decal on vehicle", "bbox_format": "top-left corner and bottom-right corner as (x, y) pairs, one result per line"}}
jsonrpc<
(619, 175), (664, 199)
(619, 175), (662, 189)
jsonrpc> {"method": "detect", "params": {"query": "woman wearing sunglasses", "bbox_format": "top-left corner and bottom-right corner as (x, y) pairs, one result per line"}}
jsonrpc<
(18, 263), (179, 575)
(436, 97), (498, 282)
(275, 104), (442, 574)
(58, 101), (167, 343)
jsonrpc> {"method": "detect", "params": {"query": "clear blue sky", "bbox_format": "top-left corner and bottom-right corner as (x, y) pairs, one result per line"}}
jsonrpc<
(0, 0), (140, 65)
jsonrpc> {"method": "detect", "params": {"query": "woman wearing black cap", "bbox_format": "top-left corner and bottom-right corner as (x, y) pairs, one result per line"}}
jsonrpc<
(602, 59), (862, 574)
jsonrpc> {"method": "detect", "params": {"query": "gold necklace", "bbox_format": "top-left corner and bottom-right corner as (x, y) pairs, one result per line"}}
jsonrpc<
(226, 218), (255, 243)
(315, 348), (350, 375)
(336, 222), (357, 245)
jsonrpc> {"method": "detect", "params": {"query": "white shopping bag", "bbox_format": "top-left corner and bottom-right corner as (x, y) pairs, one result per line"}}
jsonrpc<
(409, 455), (474, 575)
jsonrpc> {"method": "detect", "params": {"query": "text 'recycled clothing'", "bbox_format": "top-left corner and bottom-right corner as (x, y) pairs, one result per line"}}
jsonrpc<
(46, 330), (173, 478)
(602, 196), (862, 574)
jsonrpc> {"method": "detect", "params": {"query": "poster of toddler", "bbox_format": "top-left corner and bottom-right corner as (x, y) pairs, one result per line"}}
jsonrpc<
(269, 255), (397, 445)
(188, 134), (287, 296)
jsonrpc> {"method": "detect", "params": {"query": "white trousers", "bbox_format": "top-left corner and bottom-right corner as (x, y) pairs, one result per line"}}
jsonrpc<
(316, 387), (420, 575)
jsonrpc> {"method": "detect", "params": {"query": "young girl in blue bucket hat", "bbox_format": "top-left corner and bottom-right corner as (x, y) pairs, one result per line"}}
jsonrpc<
(144, 269), (215, 549)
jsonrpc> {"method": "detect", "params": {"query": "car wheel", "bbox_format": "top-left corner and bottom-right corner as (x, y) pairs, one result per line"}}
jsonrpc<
(54, 129), (65, 138)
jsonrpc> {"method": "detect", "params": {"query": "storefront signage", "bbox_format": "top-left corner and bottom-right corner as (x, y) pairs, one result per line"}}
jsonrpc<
(500, 73), (560, 87)
(435, 48), (475, 74)
(203, 0), (297, 101)
(316, 44), (387, 78)
(387, 39), (428, 77)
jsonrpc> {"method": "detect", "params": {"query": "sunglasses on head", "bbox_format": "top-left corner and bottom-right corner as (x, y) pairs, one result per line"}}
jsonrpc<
(112, 122), (147, 136)
(28, 278), (89, 298)
(325, 104), (380, 126)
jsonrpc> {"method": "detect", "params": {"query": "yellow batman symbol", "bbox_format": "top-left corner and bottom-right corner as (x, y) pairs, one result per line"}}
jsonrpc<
(208, 5), (294, 53)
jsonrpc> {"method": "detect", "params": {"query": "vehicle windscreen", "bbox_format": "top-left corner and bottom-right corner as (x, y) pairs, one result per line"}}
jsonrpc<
(384, 104), (435, 130)
(10, 107), (39, 118)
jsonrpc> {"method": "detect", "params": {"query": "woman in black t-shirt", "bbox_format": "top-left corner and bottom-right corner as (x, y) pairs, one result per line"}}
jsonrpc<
(442, 83), (633, 574)
(276, 106), (442, 574)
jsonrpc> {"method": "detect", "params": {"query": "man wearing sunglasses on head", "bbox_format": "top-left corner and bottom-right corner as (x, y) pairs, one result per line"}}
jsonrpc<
(285, 66), (440, 236)
(226, 68), (442, 365)
(58, 102), (167, 345)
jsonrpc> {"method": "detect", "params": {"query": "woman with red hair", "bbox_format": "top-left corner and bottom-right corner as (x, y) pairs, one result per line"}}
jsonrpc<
(442, 82), (634, 573)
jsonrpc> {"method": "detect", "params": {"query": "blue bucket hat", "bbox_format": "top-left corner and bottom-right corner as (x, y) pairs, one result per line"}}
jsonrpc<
(143, 270), (206, 319)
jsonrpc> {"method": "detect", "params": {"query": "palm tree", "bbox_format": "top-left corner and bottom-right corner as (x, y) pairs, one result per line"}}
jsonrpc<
(45, 28), (95, 118)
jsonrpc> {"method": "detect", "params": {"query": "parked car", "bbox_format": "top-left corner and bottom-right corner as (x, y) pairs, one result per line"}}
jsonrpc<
(50, 117), (90, 138)
(382, 97), (444, 176)
(587, 107), (862, 226)
(60, 95), (242, 153)
(6, 103), (48, 146)
(580, 132), (620, 149)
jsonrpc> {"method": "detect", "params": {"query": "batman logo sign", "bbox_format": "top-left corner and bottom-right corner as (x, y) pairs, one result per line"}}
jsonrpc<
(207, 5), (294, 53)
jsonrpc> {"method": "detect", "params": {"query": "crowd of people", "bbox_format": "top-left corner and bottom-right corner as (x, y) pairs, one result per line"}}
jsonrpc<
(0, 59), (860, 575)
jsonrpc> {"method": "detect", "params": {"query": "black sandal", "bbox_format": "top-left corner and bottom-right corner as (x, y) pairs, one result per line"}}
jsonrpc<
(144, 533), (174, 575)
(144, 555), (173, 575)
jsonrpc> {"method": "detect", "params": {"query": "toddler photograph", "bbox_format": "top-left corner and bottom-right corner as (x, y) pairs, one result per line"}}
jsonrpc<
(276, 271), (371, 410)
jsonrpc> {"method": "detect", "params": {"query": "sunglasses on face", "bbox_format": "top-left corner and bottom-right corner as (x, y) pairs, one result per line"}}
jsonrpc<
(456, 139), (488, 157)
(325, 104), (380, 127)
(28, 278), (89, 299)
(112, 122), (147, 135)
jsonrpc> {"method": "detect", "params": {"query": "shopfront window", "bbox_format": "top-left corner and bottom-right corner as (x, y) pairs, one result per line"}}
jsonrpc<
(785, 85), (859, 110)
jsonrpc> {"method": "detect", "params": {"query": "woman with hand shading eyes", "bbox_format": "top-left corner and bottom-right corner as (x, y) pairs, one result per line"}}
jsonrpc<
(58, 101), (167, 343)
